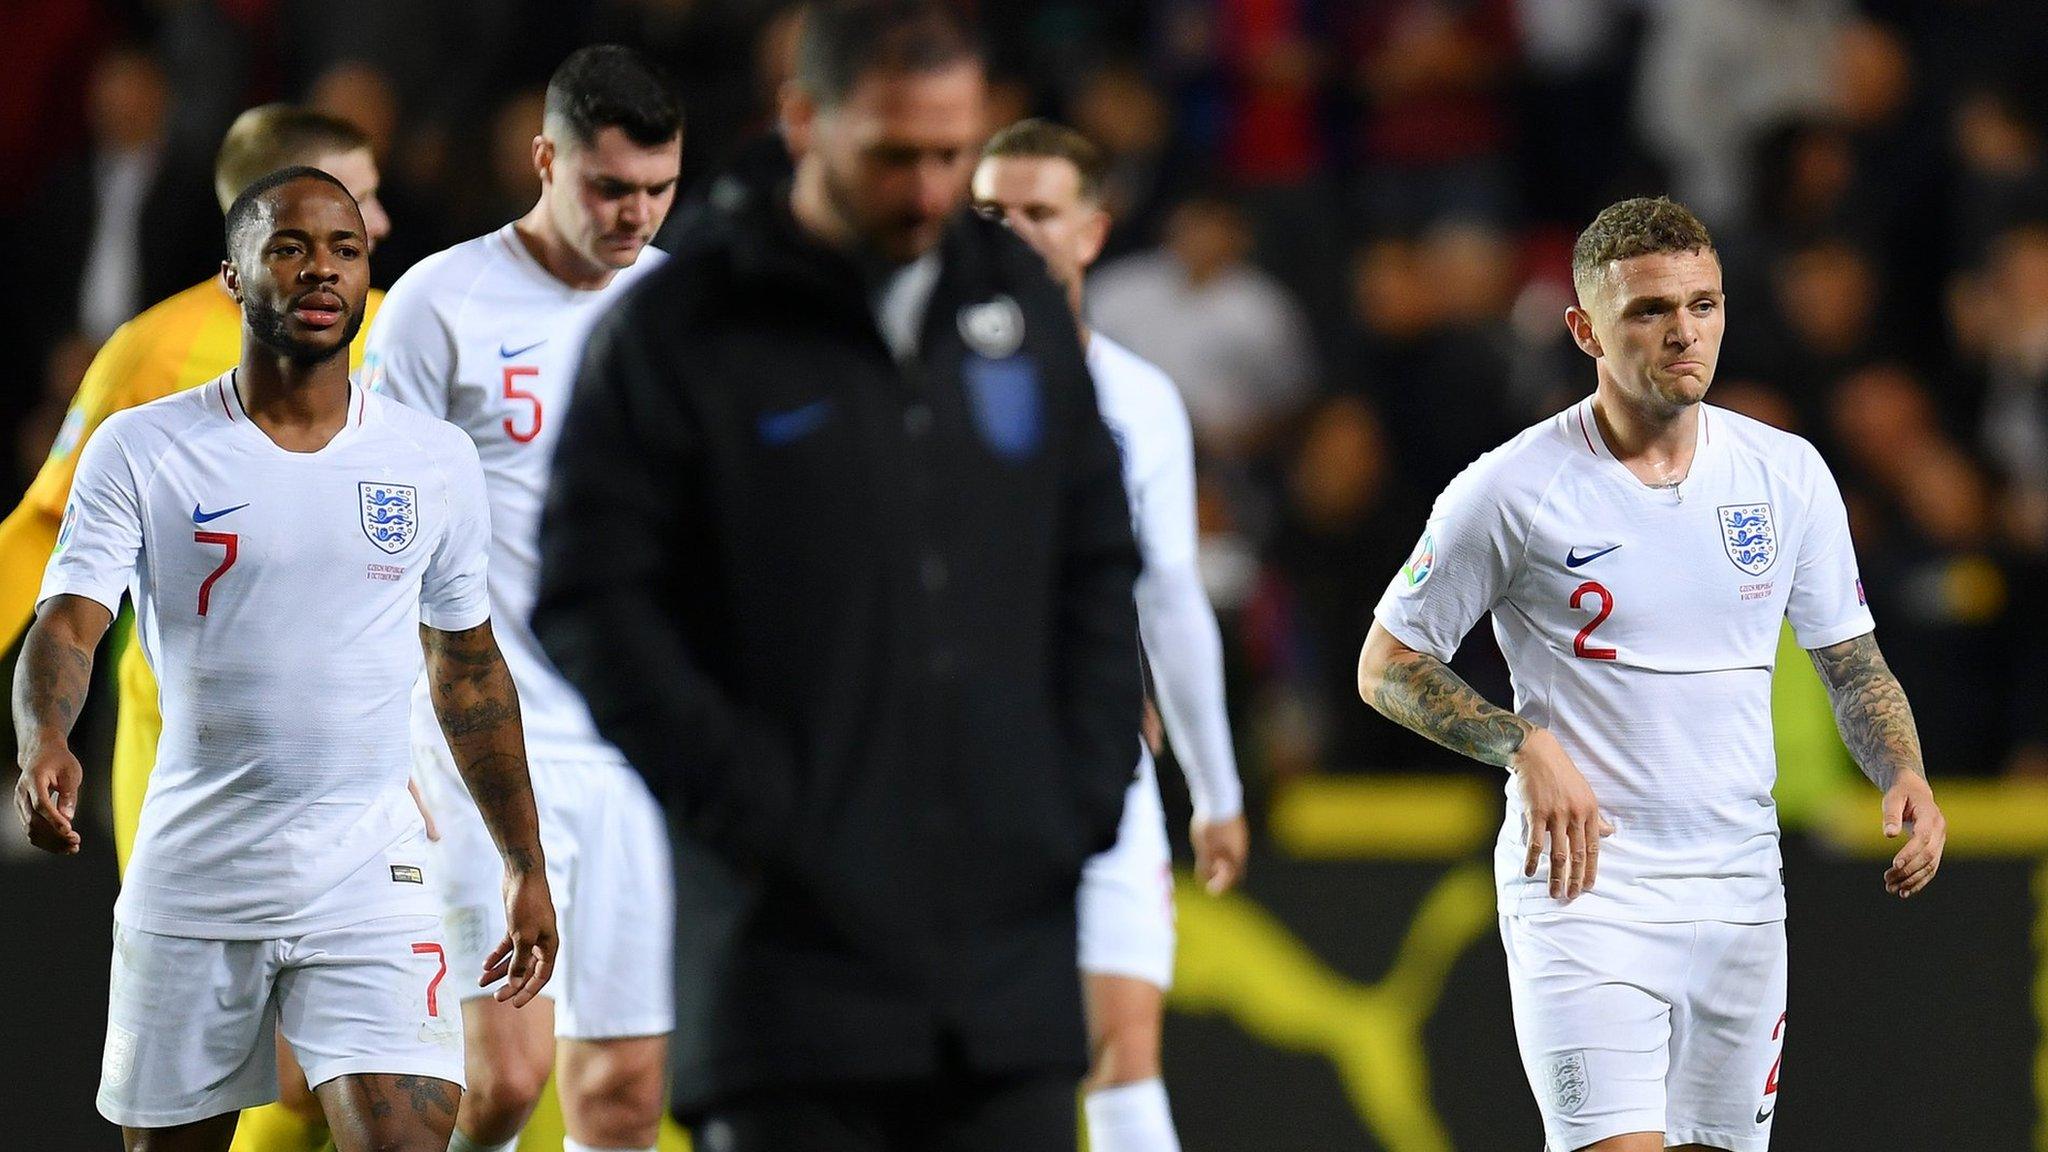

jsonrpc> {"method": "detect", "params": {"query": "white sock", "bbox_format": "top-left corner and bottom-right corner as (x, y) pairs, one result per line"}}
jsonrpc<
(1084, 1078), (1181, 1152)
(446, 1130), (519, 1152)
(562, 1141), (656, 1152)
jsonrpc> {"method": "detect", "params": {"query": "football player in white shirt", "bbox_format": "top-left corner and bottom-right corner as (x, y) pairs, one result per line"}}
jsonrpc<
(973, 119), (1248, 1152)
(13, 168), (556, 1152)
(1357, 197), (1947, 1152)
(364, 45), (679, 1152)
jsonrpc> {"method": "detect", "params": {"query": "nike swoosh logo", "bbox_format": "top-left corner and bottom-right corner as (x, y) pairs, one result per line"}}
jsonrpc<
(757, 400), (834, 446)
(500, 339), (547, 358)
(1565, 544), (1622, 568)
(192, 502), (250, 524)
(1756, 1105), (1773, 1124)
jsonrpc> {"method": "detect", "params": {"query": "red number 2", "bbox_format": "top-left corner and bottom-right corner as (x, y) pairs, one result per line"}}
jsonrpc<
(195, 531), (238, 616)
(412, 942), (447, 1017)
(502, 366), (542, 443)
(1571, 580), (1617, 660)
(1764, 1011), (1786, 1094)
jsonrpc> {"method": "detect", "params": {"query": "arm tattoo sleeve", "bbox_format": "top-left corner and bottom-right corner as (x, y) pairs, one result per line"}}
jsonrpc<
(12, 600), (104, 754)
(1367, 649), (1532, 768)
(422, 622), (542, 872)
(1807, 633), (1925, 790)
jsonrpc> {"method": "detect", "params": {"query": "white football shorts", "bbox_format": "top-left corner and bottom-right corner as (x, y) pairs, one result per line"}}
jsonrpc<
(414, 745), (675, 1039)
(1078, 743), (1177, 989)
(1501, 913), (1788, 1152)
(98, 910), (462, 1129)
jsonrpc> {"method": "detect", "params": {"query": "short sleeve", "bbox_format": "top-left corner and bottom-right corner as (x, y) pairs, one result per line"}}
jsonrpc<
(1372, 463), (1524, 663)
(420, 435), (492, 631)
(363, 270), (456, 418)
(39, 421), (146, 617)
(1786, 450), (1875, 650)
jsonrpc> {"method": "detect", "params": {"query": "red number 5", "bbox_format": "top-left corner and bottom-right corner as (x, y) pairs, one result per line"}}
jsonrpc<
(195, 531), (237, 616)
(502, 366), (542, 443)
(1571, 580), (1617, 660)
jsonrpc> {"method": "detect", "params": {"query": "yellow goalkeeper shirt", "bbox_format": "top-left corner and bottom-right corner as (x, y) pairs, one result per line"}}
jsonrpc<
(0, 279), (384, 870)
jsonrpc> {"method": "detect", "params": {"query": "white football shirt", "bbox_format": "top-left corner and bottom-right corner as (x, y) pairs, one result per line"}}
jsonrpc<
(1374, 399), (1873, 922)
(43, 374), (493, 938)
(1089, 334), (1242, 821)
(366, 223), (666, 762)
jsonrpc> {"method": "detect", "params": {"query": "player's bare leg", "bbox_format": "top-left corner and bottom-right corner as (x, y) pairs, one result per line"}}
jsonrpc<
(452, 994), (556, 1147)
(1082, 972), (1178, 1152)
(224, 1034), (327, 1152)
(317, 1072), (461, 1152)
(558, 1035), (667, 1150)
(123, 1112), (239, 1152)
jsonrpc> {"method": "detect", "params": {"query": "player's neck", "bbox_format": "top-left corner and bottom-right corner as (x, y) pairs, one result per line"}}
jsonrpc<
(789, 160), (856, 254)
(1590, 382), (1699, 482)
(233, 354), (352, 452)
(514, 207), (617, 291)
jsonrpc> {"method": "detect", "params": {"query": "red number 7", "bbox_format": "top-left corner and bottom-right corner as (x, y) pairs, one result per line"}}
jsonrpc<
(412, 941), (448, 1017)
(195, 531), (238, 616)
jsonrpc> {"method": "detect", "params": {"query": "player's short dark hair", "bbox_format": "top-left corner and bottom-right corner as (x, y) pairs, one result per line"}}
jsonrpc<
(982, 119), (1106, 201)
(794, 0), (981, 108)
(213, 105), (370, 212)
(223, 165), (359, 261)
(1571, 196), (1717, 299)
(544, 44), (681, 149)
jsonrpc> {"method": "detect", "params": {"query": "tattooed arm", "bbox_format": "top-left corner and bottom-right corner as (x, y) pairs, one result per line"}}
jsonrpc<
(1807, 632), (1945, 896)
(10, 595), (112, 854)
(1357, 620), (1531, 767)
(421, 620), (557, 1003)
(1358, 620), (1611, 899)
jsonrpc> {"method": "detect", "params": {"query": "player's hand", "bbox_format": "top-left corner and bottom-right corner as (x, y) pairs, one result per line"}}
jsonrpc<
(1510, 728), (1613, 901)
(407, 777), (440, 842)
(1881, 769), (1944, 898)
(14, 745), (83, 854)
(1192, 813), (1250, 895)
(482, 863), (556, 1006)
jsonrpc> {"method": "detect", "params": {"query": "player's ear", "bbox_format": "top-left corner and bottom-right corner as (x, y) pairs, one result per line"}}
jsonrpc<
(780, 81), (818, 157)
(531, 135), (554, 184)
(1564, 304), (1602, 359)
(219, 260), (240, 303)
(1077, 205), (1111, 270)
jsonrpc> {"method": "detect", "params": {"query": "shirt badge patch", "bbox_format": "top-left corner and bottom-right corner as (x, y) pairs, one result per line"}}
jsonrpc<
(55, 502), (79, 552)
(48, 408), (86, 460)
(1718, 502), (1778, 576)
(359, 482), (419, 554)
(958, 295), (1025, 359)
(1401, 530), (1436, 589)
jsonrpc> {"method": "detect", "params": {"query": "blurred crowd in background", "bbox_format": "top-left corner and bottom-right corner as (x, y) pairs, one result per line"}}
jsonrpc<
(8, 0), (2048, 798)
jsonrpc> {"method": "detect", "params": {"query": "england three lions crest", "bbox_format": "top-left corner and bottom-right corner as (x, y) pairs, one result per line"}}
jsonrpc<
(1718, 502), (1778, 576)
(360, 482), (418, 554)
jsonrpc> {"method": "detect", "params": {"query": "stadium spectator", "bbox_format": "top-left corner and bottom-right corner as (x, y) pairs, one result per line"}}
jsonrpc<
(1251, 396), (1425, 776)
(1341, 0), (1519, 233)
(1067, 61), (1184, 260)
(1633, 0), (1842, 227)
(26, 45), (217, 349)
(1337, 228), (1520, 498)
(1090, 190), (1318, 463)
